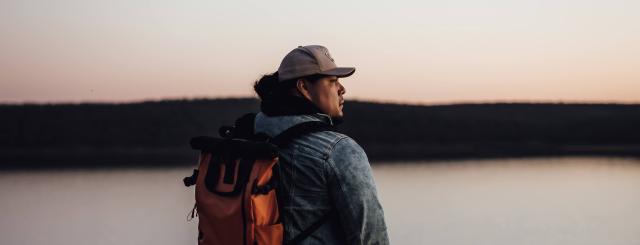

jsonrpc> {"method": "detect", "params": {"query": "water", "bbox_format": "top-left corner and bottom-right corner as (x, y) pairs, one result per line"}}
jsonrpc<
(1, 157), (639, 245)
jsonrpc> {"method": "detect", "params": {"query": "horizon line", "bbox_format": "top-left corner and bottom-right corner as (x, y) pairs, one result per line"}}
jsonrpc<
(1, 96), (639, 107)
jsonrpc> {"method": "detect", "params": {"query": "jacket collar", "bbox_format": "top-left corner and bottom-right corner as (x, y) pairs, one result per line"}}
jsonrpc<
(254, 112), (333, 138)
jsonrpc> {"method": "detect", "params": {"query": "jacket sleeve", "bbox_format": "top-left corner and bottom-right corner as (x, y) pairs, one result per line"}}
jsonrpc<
(326, 136), (389, 245)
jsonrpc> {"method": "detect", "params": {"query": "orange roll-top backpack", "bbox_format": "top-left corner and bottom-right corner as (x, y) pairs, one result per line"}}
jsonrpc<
(183, 113), (336, 245)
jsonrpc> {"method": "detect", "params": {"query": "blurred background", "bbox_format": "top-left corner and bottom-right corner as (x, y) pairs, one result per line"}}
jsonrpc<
(1, 0), (639, 244)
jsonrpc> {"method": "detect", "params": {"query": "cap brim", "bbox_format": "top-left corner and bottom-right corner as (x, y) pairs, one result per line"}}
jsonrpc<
(318, 67), (356, 78)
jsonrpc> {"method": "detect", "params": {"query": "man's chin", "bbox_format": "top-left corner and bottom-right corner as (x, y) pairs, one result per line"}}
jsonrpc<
(331, 114), (344, 126)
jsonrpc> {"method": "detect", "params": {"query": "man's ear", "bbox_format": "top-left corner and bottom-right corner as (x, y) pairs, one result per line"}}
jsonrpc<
(296, 79), (313, 100)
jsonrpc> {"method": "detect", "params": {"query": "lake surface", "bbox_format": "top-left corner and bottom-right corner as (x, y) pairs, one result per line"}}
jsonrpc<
(1, 157), (639, 245)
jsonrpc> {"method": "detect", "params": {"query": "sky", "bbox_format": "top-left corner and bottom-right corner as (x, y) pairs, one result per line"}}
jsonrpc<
(1, 0), (639, 104)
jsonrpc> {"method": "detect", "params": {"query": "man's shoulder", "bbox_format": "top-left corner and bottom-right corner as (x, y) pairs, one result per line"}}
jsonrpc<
(309, 130), (362, 148)
(309, 131), (367, 160)
(311, 130), (348, 143)
(324, 132), (372, 178)
(294, 130), (363, 157)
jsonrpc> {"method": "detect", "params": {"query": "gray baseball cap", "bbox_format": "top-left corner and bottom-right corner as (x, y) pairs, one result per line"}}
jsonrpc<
(277, 45), (356, 82)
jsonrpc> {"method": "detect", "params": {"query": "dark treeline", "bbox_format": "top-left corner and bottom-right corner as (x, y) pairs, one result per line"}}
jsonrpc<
(1, 98), (639, 169)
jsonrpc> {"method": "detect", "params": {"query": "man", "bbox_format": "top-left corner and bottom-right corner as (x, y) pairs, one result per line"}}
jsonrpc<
(253, 45), (389, 244)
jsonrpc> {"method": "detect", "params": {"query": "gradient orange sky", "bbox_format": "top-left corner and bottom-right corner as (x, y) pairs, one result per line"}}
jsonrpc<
(1, 0), (638, 104)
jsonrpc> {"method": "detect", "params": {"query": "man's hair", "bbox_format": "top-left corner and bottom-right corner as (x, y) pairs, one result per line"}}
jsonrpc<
(253, 72), (326, 101)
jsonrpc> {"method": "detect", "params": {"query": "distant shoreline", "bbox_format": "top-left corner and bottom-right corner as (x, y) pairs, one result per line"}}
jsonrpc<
(2, 98), (639, 170)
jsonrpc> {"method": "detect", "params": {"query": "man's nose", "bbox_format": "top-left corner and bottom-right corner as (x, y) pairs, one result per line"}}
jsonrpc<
(338, 82), (346, 95)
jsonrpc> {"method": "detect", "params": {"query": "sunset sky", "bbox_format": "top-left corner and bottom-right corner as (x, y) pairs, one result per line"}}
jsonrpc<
(1, 0), (638, 104)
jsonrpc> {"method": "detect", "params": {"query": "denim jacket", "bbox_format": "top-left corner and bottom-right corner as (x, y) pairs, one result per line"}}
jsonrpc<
(254, 112), (389, 245)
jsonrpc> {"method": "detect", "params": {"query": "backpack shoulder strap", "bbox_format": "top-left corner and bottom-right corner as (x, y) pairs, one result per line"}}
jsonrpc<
(285, 209), (336, 245)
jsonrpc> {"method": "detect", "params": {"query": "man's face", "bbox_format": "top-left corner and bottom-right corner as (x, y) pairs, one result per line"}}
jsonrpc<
(303, 76), (346, 119)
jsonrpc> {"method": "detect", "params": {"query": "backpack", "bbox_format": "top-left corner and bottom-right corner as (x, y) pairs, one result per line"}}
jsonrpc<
(183, 113), (336, 245)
